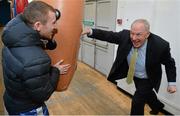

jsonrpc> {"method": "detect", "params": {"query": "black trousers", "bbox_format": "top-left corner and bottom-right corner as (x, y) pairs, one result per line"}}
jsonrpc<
(130, 77), (164, 115)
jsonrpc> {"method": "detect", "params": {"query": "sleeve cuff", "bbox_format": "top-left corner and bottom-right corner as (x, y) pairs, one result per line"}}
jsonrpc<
(87, 28), (93, 36)
(168, 82), (176, 86)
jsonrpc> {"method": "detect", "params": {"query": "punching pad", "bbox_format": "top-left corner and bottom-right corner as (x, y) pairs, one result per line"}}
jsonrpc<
(42, 0), (84, 91)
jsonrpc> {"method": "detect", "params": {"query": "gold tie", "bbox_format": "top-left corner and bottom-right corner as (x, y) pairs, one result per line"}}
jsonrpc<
(126, 48), (138, 84)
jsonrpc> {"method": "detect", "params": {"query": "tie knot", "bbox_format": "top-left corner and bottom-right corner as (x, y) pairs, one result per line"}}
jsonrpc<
(134, 48), (138, 52)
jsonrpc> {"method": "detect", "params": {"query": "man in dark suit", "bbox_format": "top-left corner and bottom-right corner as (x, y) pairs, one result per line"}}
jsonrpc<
(82, 19), (176, 115)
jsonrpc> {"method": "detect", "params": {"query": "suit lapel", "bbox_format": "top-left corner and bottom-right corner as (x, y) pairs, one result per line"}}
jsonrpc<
(126, 39), (133, 56)
(146, 34), (153, 72)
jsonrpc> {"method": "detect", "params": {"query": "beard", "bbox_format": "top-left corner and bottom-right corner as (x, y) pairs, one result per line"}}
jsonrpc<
(39, 28), (58, 40)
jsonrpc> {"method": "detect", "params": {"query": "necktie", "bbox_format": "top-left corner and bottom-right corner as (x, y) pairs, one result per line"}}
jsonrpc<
(126, 48), (138, 84)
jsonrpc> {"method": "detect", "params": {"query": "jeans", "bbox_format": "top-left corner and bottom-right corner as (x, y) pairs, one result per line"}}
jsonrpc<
(19, 104), (49, 116)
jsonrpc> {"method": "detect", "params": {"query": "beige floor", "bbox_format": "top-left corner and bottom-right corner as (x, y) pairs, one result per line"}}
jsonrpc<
(47, 61), (165, 115)
(0, 27), (164, 115)
(47, 61), (130, 115)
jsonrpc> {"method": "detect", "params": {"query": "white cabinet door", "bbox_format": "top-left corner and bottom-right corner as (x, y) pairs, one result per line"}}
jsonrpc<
(95, 0), (117, 76)
(81, 1), (96, 67)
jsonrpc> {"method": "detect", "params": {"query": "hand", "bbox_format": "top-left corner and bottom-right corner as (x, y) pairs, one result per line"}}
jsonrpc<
(167, 85), (177, 93)
(81, 27), (91, 35)
(54, 60), (71, 75)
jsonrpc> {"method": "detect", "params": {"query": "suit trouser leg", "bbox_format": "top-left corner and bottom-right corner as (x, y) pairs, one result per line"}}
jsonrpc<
(131, 78), (148, 115)
(130, 78), (163, 115)
(131, 90), (145, 115)
(146, 91), (164, 112)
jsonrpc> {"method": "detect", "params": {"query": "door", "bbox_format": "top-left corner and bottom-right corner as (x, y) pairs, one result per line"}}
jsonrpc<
(95, 0), (117, 76)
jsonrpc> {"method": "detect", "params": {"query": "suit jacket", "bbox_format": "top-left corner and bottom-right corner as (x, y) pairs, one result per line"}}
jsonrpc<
(89, 29), (176, 92)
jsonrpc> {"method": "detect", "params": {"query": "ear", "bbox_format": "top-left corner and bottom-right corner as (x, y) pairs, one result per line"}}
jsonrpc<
(33, 21), (42, 31)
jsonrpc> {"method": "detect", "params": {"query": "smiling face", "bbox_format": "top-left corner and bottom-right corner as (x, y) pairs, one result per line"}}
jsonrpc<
(23, 1), (58, 40)
(38, 11), (57, 40)
(130, 20), (150, 48)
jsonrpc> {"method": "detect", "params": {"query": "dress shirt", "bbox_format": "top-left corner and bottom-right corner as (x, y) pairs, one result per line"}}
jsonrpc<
(127, 40), (148, 79)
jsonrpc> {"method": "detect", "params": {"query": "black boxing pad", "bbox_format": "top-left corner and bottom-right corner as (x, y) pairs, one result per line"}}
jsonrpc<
(55, 9), (61, 20)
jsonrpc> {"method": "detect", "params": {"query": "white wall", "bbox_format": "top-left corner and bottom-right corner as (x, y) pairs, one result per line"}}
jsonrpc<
(116, 0), (180, 114)
(152, 0), (180, 114)
(114, 0), (155, 60)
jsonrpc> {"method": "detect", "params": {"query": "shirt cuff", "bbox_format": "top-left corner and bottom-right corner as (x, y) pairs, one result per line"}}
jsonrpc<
(168, 82), (176, 86)
(87, 28), (93, 36)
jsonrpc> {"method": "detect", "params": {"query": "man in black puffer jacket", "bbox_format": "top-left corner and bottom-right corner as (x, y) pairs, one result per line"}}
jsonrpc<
(1, 1), (71, 115)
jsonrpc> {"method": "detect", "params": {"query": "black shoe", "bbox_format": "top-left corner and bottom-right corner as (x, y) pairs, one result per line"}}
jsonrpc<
(150, 110), (159, 115)
(150, 103), (164, 115)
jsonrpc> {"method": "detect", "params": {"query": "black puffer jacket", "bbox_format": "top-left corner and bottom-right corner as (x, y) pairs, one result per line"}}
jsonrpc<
(1, 14), (60, 114)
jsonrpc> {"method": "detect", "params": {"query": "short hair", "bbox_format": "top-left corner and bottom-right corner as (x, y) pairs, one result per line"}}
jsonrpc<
(131, 19), (150, 32)
(22, 1), (55, 25)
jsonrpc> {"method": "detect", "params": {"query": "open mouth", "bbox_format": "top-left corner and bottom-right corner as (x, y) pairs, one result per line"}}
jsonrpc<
(133, 41), (140, 47)
(52, 29), (58, 35)
(51, 29), (58, 38)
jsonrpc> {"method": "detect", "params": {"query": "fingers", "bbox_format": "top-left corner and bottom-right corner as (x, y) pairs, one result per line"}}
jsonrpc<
(168, 89), (176, 93)
(60, 64), (71, 75)
(54, 60), (64, 66)
(82, 28), (91, 35)
(167, 85), (177, 93)
(54, 60), (72, 74)
(58, 59), (64, 64)
(168, 90), (176, 94)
